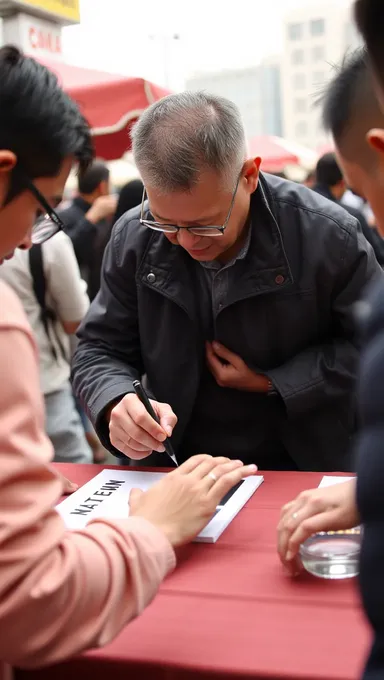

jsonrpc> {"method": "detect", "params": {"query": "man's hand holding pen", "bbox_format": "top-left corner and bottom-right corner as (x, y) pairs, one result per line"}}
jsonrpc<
(108, 393), (178, 460)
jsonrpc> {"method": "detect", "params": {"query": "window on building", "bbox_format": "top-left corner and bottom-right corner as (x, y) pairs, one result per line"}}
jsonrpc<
(293, 73), (306, 89)
(291, 49), (304, 65)
(288, 23), (303, 40)
(295, 121), (308, 138)
(295, 98), (306, 113)
(312, 45), (325, 62)
(310, 18), (325, 36)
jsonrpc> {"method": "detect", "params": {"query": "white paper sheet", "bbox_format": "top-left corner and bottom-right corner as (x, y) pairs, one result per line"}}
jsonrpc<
(55, 469), (264, 543)
(318, 475), (355, 488)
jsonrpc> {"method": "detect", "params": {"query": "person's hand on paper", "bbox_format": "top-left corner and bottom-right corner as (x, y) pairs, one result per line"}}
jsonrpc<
(277, 479), (359, 575)
(206, 342), (269, 392)
(129, 454), (257, 547)
(108, 393), (177, 459)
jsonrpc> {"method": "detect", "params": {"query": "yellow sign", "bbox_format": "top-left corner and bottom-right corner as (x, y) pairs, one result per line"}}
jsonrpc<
(16, 0), (80, 23)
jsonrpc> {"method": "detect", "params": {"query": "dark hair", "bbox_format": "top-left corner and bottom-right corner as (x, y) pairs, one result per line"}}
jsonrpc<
(114, 178), (144, 222)
(355, 0), (384, 87)
(322, 48), (371, 143)
(0, 45), (93, 201)
(316, 153), (343, 187)
(321, 47), (384, 167)
(78, 159), (110, 194)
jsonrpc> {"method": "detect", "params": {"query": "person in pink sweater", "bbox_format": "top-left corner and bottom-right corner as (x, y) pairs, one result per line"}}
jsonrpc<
(0, 46), (256, 679)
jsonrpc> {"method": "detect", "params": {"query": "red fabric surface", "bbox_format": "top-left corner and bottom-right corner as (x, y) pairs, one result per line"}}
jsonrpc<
(37, 59), (170, 160)
(16, 465), (370, 680)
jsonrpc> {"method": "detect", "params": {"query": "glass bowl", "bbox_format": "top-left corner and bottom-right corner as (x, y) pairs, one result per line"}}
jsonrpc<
(299, 528), (362, 579)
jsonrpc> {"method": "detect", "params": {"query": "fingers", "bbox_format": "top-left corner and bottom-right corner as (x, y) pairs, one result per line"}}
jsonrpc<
(112, 436), (152, 460)
(157, 402), (178, 437)
(207, 464), (257, 505)
(201, 459), (244, 488)
(60, 476), (79, 495)
(189, 456), (235, 481)
(211, 341), (241, 367)
(124, 397), (167, 442)
(285, 509), (346, 563)
(110, 396), (170, 453)
(206, 342), (222, 376)
(175, 454), (215, 475)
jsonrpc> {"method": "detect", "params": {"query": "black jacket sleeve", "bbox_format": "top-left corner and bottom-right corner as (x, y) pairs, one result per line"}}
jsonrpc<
(72, 218), (145, 453)
(355, 280), (384, 678)
(268, 223), (383, 415)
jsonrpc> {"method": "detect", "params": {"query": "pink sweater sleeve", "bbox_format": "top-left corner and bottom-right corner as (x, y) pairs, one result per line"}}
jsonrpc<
(0, 282), (176, 669)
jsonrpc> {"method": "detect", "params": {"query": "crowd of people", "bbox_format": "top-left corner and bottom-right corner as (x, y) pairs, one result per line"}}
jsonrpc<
(0, 0), (384, 678)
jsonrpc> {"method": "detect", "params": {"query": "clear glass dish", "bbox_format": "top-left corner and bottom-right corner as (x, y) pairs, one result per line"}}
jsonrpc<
(299, 528), (362, 580)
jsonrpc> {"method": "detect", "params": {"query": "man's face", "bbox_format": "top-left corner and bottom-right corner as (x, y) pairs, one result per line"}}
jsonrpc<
(0, 155), (72, 263)
(336, 149), (384, 236)
(144, 160), (260, 262)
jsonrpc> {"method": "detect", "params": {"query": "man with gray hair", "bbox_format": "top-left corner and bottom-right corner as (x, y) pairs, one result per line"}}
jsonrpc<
(72, 91), (381, 471)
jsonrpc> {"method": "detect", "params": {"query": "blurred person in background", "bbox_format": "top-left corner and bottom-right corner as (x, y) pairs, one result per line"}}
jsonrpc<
(314, 151), (384, 265)
(303, 170), (316, 189)
(277, 38), (384, 680)
(59, 159), (117, 301)
(73, 91), (381, 473)
(114, 178), (144, 223)
(0, 231), (92, 464)
(0, 45), (256, 676)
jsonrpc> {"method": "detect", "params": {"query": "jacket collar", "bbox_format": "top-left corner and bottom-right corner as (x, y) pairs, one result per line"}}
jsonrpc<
(137, 172), (293, 319)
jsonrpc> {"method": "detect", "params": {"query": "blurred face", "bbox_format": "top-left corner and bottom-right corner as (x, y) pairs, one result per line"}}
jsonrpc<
(336, 139), (384, 236)
(144, 159), (261, 263)
(0, 153), (72, 263)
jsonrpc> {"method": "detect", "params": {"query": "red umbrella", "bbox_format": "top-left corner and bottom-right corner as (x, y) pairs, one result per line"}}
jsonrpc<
(249, 135), (316, 173)
(38, 58), (170, 160)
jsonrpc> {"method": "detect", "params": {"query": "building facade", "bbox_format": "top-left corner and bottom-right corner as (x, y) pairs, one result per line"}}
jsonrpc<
(281, 0), (361, 149)
(186, 58), (282, 140)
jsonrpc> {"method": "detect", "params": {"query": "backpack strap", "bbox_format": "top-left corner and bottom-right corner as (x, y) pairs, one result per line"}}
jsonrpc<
(29, 244), (63, 361)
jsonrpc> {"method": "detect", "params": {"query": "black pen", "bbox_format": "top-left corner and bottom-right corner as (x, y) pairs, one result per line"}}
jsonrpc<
(132, 380), (178, 466)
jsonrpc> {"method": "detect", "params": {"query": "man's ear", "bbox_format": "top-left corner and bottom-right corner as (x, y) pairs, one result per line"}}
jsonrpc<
(0, 150), (17, 174)
(242, 157), (262, 194)
(366, 128), (384, 158)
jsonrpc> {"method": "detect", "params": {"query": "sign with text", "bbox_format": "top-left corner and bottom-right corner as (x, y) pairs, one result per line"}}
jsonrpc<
(0, 0), (80, 25)
(3, 13), (63, 60)
(56, 469), (264, 543)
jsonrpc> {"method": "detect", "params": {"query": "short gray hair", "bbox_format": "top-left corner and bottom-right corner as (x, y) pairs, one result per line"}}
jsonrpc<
(131, 91), (247, 193)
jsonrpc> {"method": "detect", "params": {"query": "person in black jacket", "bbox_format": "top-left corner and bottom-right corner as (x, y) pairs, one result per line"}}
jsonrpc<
(114, 178), (143, 224)
(277, 43), (384, 680)
(313, 152), (384, 266)
(72, 91), (382, 473)
(59, 160), (117, 301)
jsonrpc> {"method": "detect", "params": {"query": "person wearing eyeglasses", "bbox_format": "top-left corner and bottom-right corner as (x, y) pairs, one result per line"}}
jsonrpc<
(0, 47), (258, 676)
(72, 91), (382, 472)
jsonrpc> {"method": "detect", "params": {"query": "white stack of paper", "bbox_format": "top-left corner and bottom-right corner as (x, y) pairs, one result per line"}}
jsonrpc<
(318, 476), (355, 488)
(56, 469), (264, 543)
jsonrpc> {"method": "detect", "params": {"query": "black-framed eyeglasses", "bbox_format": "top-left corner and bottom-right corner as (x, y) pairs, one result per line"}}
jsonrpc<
(23, 175), (65, 245)
(139, 175), (240, 237)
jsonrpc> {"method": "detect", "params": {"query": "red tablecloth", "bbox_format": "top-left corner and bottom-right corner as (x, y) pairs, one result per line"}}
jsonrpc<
(16, 464), (371, 680)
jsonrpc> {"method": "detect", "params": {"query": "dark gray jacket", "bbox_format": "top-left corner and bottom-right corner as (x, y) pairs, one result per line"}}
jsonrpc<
(73, 173), (382, 471)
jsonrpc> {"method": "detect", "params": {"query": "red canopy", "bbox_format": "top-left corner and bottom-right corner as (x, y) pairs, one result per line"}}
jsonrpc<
(38, 58), (170, 160)
(249, 135), (316, 173)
